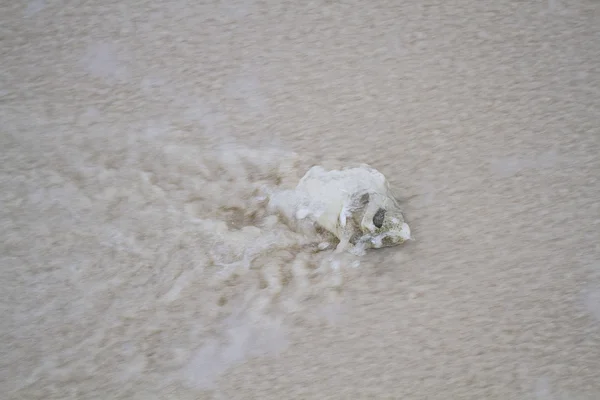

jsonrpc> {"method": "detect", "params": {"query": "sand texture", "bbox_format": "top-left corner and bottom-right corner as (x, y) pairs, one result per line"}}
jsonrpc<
(1, 0), (600, 399)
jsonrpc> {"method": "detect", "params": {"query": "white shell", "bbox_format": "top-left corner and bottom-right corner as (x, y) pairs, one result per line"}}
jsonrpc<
(292, 165), (411, 252)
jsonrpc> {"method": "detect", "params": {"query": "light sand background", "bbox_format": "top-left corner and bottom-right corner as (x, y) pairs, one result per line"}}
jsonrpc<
(2, 0), (600, 399)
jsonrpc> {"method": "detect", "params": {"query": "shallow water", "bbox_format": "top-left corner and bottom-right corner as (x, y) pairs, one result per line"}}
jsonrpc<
(2, 0), (600, 399)
(1, 138), (375, 395)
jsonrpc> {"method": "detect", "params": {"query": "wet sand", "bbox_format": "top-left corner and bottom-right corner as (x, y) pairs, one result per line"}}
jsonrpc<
(1, 1), (600, 399)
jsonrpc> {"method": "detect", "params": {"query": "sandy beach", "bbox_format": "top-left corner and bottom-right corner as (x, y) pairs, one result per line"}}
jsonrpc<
(1, 0), (599, 398)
